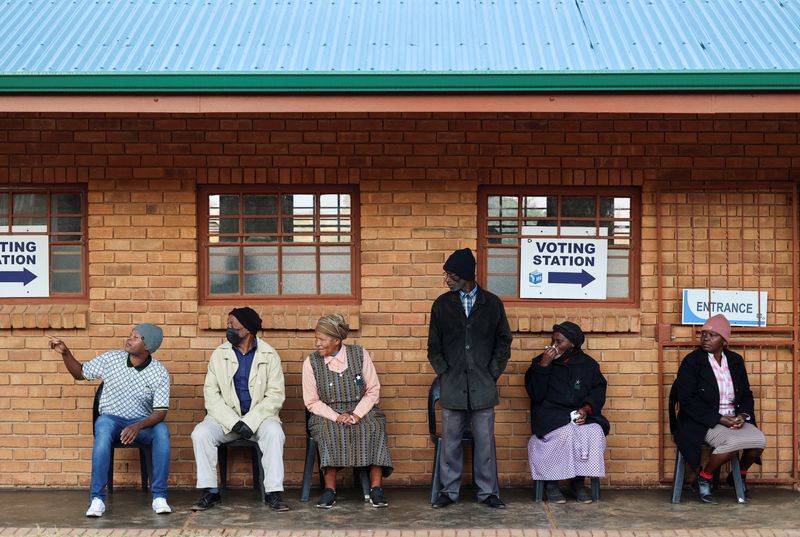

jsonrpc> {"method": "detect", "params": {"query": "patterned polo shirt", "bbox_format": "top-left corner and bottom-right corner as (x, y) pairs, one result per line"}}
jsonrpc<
(82, 350), (170, 420)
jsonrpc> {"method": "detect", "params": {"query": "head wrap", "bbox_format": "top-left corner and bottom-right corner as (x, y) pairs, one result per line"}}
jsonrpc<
(443, 248), (476, 282)
(134, 323), (163, 354)
(552, 321), (585, 350)
(315, 313), (350, 341)
(701, 314), (731, 342)
(229, 307), (263, 336)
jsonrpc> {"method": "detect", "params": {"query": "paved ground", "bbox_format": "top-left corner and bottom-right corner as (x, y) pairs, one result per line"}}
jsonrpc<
(0, 486), (798, 537)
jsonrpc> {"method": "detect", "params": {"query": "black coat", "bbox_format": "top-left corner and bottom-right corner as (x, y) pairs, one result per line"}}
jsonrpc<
(673, 347), (757, 470)
(427, 286), (512, 410)
(524, 348), (610, 438)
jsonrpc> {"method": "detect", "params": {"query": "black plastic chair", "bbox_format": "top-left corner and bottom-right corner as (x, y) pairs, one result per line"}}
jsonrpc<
(299, 409), (370, 502)
(92, 383), (152, 493)
(218, 438), (266, 502)
(427, 376), (476, 504)
(668, 381), (745, 504)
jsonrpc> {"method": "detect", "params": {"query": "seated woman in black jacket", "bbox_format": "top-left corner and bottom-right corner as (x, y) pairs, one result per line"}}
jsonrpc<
(525, 322), (610, 504)
(674, 314), (765, 504)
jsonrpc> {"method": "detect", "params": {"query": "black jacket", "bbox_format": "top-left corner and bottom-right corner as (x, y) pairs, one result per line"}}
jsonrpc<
(673, 347), (757, 470)
(427, 286), (512, 410)
(525, 348), (610, 438)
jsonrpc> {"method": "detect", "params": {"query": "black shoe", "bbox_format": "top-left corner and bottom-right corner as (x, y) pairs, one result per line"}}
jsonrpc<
(694, 471), (719, 504)
(369, 487), (389, 508)
(191, 490), (221, 511)
(265, 491), (289, 511)
(481, 494), (506, 509)
(316, 488), (336, 509)
(570, 477), (592, 504)
(545, 481), (566, 504)
(726, 472), (750, 499)
(431, 494), (455, 508)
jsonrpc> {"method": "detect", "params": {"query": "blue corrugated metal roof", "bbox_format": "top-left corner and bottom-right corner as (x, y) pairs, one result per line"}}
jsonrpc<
(0, 0), (799, 92)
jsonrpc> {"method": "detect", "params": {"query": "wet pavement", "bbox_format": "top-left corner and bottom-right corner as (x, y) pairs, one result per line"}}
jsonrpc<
(0, 485), (798, 534)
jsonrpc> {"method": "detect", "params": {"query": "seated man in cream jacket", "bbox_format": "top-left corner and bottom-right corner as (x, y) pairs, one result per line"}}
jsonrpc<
(191, 307), (289, 511)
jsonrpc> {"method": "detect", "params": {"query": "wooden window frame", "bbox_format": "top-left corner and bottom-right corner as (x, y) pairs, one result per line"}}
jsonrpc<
(477, 185), (641, 307)
(198, 185), (360, 305)
(0, 185), (88, 303)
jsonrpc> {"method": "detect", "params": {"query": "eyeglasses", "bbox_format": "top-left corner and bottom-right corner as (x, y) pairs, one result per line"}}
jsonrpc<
(443, 271), (462, 281)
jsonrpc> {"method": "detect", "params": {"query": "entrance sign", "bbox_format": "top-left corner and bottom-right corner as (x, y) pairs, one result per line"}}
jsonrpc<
(682, 289), (767, 327)
(0, 236), (49, 297)
(519, 227), (608, 299)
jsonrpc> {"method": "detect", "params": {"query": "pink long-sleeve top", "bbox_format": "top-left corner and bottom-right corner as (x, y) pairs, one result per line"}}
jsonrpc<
(302, 345), (380, 422)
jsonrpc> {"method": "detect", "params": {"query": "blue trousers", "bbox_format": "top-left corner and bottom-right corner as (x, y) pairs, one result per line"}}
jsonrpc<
(91, 414), (170, 501)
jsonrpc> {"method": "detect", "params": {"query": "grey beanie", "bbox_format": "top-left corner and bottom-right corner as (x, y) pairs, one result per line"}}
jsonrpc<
(134, 323), (163, 354)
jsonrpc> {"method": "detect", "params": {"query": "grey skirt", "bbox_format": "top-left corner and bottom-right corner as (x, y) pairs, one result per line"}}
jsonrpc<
(705, 422), (766, 455)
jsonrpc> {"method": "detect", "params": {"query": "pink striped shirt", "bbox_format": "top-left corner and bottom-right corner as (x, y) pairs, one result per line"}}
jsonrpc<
(302, 345), (380, 421)
(707, 352), (736, 416)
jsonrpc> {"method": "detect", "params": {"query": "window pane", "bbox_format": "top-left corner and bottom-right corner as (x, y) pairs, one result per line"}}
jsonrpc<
(51, 216), (82, 239)
(487, 196), (518, 218)
(487, 248), (517, 274)
(52, 193), (81, 214)
(12, 217), (46, 232)
(244, 217), (278, 241)
(601, 197), (630, 219)
(321, 273), (351, 294)
(319, 216), (351, 234)
(608, 251), (630, 275)
(218, 195), (240, 215)
(561, 196), (595, 218)
(244, 195), (278, 215)
(244, 246), (278, 271)
(320, 246), (351, 271)
(487, 219), (518, 236)
(282, 246), (316, 271)
(523, 196), (555, 218)
(282, 216), (315, 236)
(13, 193), (46, 214)
(283, 194), (314, 216)
(283, 274), (316, 294)
(320, 194), (351, 215)
(210, 273), (239, 294)
(52, 272), (81, 293)
(245, 273), (278, 295)
(0, 193), (7, 213)
(209, 247), (239, 272)
(487, 274), (517, 296)
(52, 245), (82, 270)
(607, 276), (629, 297)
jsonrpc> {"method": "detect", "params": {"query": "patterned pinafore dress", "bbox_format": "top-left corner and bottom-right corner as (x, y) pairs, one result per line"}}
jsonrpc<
(309, 344), (393, 474)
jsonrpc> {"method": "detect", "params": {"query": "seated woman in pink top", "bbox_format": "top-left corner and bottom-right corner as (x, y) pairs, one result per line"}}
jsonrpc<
(302, 313), (393, 509)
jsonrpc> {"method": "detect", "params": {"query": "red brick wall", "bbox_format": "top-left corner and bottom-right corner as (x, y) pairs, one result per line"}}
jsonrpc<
(0, 112), (797, 489)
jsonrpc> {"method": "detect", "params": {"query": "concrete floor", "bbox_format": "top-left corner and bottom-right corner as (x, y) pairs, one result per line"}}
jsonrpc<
(0, 485), (798, 532)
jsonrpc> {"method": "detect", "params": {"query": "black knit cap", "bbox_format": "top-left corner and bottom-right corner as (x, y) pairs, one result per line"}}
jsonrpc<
(229, 307), (262, 336)
(443, 248), (476, 281)
(553, 321), (585, 350)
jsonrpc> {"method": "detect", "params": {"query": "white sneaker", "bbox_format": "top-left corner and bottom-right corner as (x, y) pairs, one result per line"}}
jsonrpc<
(85, 498), (105, 517)
(152, 497), (172, 514)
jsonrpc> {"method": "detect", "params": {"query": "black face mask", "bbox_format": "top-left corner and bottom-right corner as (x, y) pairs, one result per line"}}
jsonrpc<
(226, 327), (244, 346)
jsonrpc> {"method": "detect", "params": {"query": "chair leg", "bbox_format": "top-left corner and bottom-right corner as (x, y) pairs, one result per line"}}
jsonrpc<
(430, 439), (442, 504)
(534, 480), (544, 502)
(107, 448), (115, 494)
(729, 455), (746, 503)
(218, 446), (228, 490)
(671, 450), (685, 504)
(356, 467), (371, 501)
(590, 477), (600, 502)
(252, 445), (266, 502)
(139, 447), (153, 492)
(299, 438), (317, 502)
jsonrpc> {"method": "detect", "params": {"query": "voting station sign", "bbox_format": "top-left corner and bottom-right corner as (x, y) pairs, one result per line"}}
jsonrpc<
(682, 289), (768, 327)
(519, 227), (608, 300)
(0, 236), (49, 297)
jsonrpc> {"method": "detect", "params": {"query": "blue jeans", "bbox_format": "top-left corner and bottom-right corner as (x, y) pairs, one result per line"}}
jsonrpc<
(91, 414), (170, 501)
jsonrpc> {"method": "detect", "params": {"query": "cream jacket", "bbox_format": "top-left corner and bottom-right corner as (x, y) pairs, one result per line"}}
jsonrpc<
(204, 337), (285, 434)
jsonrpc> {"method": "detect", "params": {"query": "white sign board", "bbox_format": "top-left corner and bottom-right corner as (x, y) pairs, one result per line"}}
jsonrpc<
(519, 227), (608, 299)
(0, 236), (49, 297)
(682, 289), (767, 327)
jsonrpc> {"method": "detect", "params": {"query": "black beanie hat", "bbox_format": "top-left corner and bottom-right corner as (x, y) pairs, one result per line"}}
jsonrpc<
(553, 321), (585, 350)
(443, 248), (476, 282)
(229, 307), (262, 336)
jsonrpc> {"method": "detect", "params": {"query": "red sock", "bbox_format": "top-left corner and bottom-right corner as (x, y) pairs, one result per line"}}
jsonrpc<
(740, 469), (748, 476)
(700, 469), (714, 480)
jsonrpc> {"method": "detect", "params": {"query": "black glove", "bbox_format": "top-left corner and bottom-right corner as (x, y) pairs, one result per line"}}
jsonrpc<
(231, 421), (253, 439)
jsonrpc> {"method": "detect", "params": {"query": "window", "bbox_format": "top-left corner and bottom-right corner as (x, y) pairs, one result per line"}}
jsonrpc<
(479, 186), (639, 304)
(199, 186), (359, 302)
(0, 187), (87, 298)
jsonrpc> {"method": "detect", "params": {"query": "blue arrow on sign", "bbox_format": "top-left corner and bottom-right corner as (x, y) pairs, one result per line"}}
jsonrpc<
(548, 269), (595, 288)
(0, 268), (37, 286)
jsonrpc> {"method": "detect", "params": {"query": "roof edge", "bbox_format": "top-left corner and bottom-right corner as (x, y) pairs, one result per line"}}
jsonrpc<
(1, 71), (800, 93)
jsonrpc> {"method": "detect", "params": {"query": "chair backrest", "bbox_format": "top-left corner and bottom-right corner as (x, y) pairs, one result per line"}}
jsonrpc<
(92, 383), (103, 431)
(427, 376), (473, 441)
(668, 380), (679, 436)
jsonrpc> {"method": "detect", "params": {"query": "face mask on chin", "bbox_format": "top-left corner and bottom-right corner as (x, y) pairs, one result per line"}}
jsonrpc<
(226, 328), (244, 346)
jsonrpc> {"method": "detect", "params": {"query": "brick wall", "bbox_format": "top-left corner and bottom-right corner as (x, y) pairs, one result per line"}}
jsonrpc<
(0, 112), (797, 489)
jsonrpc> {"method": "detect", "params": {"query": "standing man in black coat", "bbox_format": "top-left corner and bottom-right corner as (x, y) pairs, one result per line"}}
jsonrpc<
(427, 248), (513, 509)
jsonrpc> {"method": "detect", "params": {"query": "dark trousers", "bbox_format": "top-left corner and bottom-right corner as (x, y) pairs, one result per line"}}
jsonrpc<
(439, 407), (499, 501)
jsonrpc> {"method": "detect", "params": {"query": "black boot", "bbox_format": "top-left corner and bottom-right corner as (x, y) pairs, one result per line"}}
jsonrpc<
(694, 470), (719, 504)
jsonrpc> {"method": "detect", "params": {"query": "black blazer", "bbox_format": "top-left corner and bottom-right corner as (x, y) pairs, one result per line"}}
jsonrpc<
(427, 286), (512, 410)
(673, 347), (757, 470)
(524, 348), (610, 438)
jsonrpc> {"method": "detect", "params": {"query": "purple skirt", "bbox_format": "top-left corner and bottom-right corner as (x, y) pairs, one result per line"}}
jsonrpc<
(528, 422), (606, 481)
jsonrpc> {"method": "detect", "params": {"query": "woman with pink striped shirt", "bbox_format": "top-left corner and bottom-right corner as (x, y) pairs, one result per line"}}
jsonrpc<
(673, 314), (766, 504)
